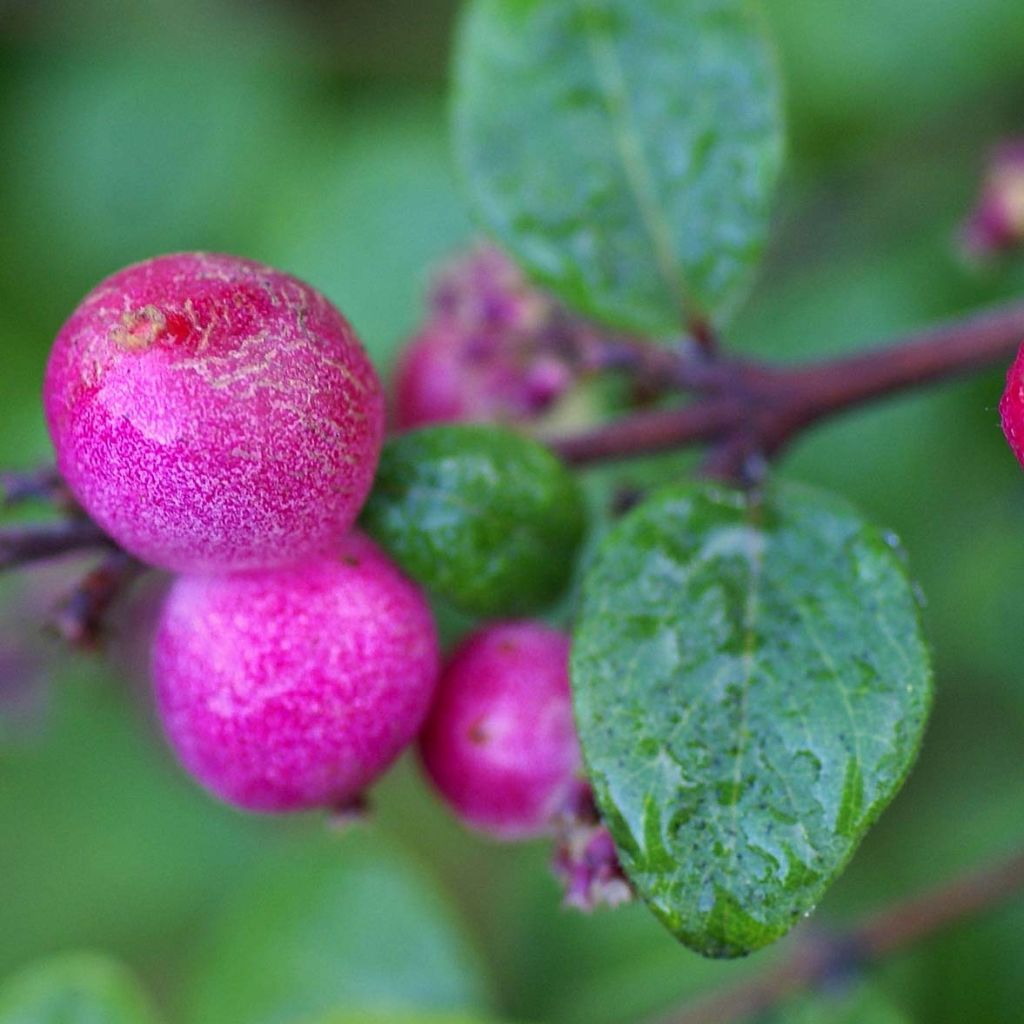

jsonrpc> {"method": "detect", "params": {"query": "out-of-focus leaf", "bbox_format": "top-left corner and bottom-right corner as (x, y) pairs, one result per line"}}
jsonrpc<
(454, 0), (784, 335)
(0, 50), (305, 321)
(0, 316), (49, 466)
(301, 1014), (500, 1024)
(494, 847), (757, 1024)
(0, 953), (160, 1024)
(773, 981), (910, 1023)
(185, 831), (490, 1024)
(572, 482), (932, 956)
(260, 89), (472, 369)
(0, 672), (297, 979)
(763, 0), (1024, 146)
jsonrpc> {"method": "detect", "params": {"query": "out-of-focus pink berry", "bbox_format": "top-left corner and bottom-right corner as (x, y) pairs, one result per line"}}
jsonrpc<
(44, 252), (384, 573)
(152, 533), (439, 813)
(394, 325), (479, 427)
(962, 141), (1024, 258)
(419, 621), (580, 840)
(393, 246), (579, 429)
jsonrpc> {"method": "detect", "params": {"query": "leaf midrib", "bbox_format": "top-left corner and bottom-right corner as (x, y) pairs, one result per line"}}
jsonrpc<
(576, 0), (703, 325)
(718, 500), (765, 938)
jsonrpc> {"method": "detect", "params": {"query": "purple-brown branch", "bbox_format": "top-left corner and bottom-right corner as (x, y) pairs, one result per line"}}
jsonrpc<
(662, 844), (1024, 1024)
(550, 398), (741, 464)
(549, 299), (1024, 468)
(0, 466), (69, 508)
(0, 519), (113, 571)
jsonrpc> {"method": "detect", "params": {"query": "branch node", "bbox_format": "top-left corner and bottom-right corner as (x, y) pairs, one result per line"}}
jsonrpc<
(50, 550), (143, 650)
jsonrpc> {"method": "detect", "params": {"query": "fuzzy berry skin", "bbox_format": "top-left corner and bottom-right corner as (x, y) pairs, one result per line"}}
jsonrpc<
(152, 533), (439, 813)
(419, 621), (580, 840)
(44, 253), (384, 573)
(1001, 342), (1024, 465)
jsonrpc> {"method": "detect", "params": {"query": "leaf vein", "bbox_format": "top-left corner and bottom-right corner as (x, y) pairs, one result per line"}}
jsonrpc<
(576, 0), (699, 323)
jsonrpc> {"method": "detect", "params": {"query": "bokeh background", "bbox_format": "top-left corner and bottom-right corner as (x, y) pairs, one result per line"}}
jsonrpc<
(1, 1), (1024, 1021)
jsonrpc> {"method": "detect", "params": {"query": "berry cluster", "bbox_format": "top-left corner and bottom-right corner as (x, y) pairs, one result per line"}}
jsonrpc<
(44, 252), (609, 886)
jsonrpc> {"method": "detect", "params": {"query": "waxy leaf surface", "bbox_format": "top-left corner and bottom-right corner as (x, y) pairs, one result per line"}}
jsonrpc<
(572, 482), (932, 956)
(454, 0), (784, 335)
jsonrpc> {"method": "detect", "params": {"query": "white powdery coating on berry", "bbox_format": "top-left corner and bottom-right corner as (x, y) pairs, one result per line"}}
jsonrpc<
(152, 533), (439, 812)
(44, 252), (385, 572)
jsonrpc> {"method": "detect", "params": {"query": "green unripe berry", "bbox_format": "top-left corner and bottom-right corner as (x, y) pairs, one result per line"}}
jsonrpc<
(361, 424), (587, 616)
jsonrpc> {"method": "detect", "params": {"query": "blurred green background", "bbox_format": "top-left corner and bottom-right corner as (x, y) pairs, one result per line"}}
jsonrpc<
(1, 1), (1023, 1022)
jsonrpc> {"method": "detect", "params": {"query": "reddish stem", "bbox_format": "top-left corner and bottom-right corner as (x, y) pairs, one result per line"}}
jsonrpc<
(549, 399), (740, 464)
(769, 299), (1024, 443)
(549, 299), (1024, 469)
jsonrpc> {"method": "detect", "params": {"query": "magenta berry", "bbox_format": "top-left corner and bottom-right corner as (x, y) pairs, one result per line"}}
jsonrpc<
(419, 621), (580, 840)
(44, 252), (385, 573)
(1000, 341), (1024, 466)
(152, 532), (439, 813)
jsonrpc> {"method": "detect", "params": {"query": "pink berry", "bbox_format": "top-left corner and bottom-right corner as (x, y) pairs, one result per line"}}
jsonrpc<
(393, 246), (576, 429)
(152, 532), (439, 813)
(1001, 342), (1024, 465)
(394, 325), (576, 429)
(419, 621), (580, 840)
(393, 324), (479, 428)
(44, 252), (384, 573)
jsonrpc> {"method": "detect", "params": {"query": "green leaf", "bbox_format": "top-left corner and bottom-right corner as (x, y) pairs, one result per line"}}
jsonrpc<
(0, 954), (160, 1024)
(361, 425), (587, 616)
(453, 0), (784, 336)
(571, 481), (932, 957)
(185, 831), (490, 1024)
